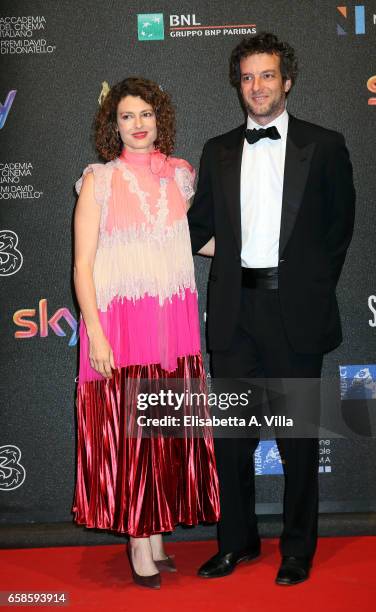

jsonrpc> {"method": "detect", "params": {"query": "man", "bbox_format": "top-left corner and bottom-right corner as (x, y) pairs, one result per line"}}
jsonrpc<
(188, 32), (355, 585)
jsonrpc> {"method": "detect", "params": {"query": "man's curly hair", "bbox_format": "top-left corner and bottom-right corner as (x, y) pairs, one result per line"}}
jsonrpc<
(95, 77), (176, 160)
(229, 32), (298, 94)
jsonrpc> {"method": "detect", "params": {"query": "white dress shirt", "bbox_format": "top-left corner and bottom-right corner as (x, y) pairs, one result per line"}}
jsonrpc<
(240, 109), (289, 268)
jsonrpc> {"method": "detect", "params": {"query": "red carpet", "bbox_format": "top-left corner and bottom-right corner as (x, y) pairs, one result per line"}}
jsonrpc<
(0, 537), (375, 611)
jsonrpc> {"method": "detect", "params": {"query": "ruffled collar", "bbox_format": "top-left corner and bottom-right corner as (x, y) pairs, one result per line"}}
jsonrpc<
(120, 147), (186, 179)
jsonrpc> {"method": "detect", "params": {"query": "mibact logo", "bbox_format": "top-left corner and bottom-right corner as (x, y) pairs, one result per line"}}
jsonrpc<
(254, 441), (283, 476)
(336, 5), (366, 35)
(0, 90), (16, 129)
(137, 14), (164, 40)
(13, 299), (78, 346)
(319, 440), (332, 473)
(339, 365), (376, 399)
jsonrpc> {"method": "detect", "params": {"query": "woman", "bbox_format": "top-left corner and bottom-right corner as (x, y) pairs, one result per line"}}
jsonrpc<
(72, 77), (219, 589)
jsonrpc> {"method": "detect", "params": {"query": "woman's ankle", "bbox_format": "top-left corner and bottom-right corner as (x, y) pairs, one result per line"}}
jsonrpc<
(128, 537), (158, 576)
(150, 534), (168, 560)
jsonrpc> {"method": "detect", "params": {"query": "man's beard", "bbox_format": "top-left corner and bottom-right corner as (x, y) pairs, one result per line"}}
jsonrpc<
(245, 93), (284, 119)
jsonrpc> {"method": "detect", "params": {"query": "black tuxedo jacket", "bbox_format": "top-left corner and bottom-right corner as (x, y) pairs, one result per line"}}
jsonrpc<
(188, 114), (356, 354)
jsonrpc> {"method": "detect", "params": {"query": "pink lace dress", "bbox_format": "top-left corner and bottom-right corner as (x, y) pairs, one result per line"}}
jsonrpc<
(71, 148), (220, 536)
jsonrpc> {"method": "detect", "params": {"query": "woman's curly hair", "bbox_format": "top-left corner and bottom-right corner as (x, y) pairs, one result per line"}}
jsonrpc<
(229, 32), (298, 94)
(95, 77), (176, 160)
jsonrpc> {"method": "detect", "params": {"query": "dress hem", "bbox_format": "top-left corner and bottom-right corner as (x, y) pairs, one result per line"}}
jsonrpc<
(71, 516), (220, 538)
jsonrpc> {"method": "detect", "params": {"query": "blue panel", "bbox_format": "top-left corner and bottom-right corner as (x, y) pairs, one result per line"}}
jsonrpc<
(339, 365), (376, 399)
(355, 5), (365, 34)
(254, 440), (283, 475)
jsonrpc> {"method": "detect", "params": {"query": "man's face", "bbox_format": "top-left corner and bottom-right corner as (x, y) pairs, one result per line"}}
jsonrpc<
(239, 52), (291, 125)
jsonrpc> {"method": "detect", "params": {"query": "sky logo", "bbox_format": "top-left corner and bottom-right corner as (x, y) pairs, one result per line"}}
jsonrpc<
(13, 299), (78, 346)
(337, 5), (366, 35)
(0, 90), (17, 129)
(137, 14), (164, 41)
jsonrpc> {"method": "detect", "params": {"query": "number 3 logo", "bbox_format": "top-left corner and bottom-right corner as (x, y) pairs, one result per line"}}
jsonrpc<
(0, 445), (26, 491)
(0, 230), (23, 276)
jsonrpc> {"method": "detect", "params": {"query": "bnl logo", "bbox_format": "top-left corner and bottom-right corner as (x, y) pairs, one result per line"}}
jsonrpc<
(138, 14), (164, 40)
(0, 90), (17, 129)
(337, 5), (365, 34)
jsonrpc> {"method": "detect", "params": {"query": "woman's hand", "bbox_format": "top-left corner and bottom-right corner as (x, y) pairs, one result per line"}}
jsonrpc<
(88, 331), (115, 378)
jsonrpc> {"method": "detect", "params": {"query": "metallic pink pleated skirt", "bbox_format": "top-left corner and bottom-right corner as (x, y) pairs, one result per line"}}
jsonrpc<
(72, 354), (220, 537)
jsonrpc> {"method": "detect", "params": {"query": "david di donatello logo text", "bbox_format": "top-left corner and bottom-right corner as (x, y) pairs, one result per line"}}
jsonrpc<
(137, 13), (256, 40)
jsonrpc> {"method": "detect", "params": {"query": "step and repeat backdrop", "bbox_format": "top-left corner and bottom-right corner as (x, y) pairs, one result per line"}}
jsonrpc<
(1, 1), (376, 526)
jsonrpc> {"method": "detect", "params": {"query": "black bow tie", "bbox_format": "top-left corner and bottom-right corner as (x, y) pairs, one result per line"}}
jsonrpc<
(245, 125), (281, 145)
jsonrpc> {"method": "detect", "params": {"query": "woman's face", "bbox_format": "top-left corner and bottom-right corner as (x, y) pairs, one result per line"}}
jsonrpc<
(116, 95), (157, 153)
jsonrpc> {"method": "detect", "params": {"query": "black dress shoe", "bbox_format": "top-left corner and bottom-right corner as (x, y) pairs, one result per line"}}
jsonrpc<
(126, 545), (161, 589)
(275, 556), (311, 586)
(198, 545), (261, 578)
(154, 555), (177, 573)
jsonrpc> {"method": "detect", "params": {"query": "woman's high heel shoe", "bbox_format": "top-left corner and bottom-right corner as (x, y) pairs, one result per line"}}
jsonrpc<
(154, 555), (177, 573)
(127, 545), (161, 589)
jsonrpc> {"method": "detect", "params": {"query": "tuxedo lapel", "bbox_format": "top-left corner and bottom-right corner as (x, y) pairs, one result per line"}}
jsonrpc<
(216, 117), (315, 257)
(279, 116), (316, 257)
(219, 125), (244, 253)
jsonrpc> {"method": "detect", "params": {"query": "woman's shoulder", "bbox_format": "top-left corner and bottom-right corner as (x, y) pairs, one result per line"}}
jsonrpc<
(168, 156), (195, 201)
(169, 156), (194, 174)
(75, 160), (115, 197)
(81, 159), (115, 174)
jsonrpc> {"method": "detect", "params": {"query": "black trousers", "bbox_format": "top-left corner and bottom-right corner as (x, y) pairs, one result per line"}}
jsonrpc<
(211, 287), (323, 559)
